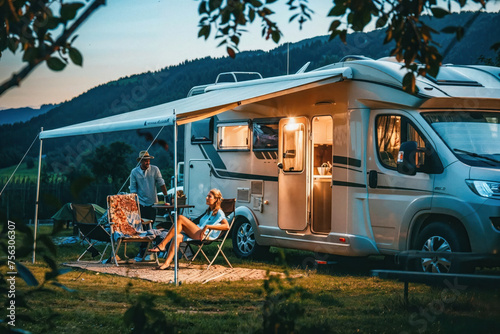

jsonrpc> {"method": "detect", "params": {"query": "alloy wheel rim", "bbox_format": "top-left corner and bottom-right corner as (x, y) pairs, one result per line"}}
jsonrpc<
(420, 235), (452, 273)
(237, 222), (255, 255)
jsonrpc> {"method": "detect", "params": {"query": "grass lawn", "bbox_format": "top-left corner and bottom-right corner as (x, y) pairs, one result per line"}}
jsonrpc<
(3, 225), (500, 334)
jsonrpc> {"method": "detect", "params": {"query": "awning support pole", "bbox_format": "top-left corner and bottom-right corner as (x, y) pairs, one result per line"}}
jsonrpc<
(173, 110), (178, 286)
(33, 127), (43, 264)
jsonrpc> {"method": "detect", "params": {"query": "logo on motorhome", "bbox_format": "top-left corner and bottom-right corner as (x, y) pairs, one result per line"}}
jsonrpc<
(144, 118), (175, 127)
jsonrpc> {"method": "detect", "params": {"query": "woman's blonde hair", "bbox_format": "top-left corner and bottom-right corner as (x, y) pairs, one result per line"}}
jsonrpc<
(208, 188), (223, 216)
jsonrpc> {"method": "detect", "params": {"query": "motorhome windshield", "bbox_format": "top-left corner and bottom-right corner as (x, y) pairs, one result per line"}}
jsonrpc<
(423, 111), (500, 168)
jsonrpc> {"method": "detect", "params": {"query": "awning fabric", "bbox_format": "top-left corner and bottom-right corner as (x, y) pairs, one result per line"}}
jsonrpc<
(40, 67), (352, 139)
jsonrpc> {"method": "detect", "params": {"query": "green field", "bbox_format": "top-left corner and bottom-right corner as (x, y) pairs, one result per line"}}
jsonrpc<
(1, 225), (499, 334)
(0, 161), (39, 182)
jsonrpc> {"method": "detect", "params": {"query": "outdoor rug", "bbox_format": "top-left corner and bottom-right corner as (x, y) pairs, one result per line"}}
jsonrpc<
(63, 261), (286, 284)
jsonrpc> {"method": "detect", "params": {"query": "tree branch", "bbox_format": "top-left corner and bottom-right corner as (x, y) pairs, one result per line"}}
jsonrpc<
(0, 0), (106, 97)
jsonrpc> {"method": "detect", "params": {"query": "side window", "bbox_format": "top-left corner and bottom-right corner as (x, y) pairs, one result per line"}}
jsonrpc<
(376, 115), (426, 169)
(217, 123), (250, 150)
(282, 122), (305, 172)
(253, 121), (279, 151)
(191, 117), (214, 144)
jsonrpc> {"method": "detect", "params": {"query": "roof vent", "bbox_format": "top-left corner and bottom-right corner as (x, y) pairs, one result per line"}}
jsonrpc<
(215, 72), (263, 84)
(187, 84), (210, 97)
(426, 67), (482, 87)
(340, 55), (372, 62)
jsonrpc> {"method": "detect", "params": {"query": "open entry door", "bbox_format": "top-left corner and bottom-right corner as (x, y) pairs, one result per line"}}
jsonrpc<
(278, 117), (308, 230)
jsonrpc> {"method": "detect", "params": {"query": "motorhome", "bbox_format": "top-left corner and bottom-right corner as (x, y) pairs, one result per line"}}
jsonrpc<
(38, 56), (500, 273)
(181, 56), (500, 273)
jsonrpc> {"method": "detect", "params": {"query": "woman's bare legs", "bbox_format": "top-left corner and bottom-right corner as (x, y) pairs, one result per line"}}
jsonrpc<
(159, 231), (184, 269)
(153, 215), (203, 269)
(154, 215), (201, 250)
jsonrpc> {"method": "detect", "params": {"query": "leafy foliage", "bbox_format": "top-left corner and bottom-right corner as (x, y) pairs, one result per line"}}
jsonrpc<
(0, 0), (105, 95)
(478, 42), (500, 66)
(0, 219), (73, 333)
(124, 292), (175, 334)
(197, 0), (313, 57)
(197, 0), (491, 92)
(259, 251), (309, 334)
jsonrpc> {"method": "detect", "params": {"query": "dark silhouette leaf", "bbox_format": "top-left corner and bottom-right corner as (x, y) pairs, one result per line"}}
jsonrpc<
(46, 17), (61, 30)
(22, 48), (37, 63)
(328, 5), (346, 17)
(441, 25), (458, 34)
(328, 20), (341, 32)
(46, 57), (66, 71)
(227, 46), (236, 58)
(376, 16), (387, 28)
(491, 42), (500, 51)
(69, 47), (83, 66)
(40, 235), (58, 257)
(60, 3), (85, 21)
(431, 7), (449, 18)
(198, 25), (210, 39)
(271, 30), (280, 43)
(339, 30), (347, 43)
(15, 261), (39, 287)
(402, 72), (416, 94)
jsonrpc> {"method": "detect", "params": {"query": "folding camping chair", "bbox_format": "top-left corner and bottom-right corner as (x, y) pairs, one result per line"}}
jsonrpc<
(107, 193), (159, 266)
(71, 203), (111, 262)
(185, 198), (236, 269)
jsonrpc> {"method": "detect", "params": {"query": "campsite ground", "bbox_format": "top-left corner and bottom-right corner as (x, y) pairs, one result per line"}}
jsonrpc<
(4, 225), (500, 334)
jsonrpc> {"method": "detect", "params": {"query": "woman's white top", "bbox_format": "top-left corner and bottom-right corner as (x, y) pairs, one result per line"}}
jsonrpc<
(198, 209), (226, 240)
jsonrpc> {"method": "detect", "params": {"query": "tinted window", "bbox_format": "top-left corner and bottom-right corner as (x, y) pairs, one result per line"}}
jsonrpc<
(253, 121), (279, 151)
(191, 117), (213, 144)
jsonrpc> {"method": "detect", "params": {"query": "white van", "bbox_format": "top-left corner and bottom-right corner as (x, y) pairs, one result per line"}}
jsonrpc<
(183, 57), (500, 273)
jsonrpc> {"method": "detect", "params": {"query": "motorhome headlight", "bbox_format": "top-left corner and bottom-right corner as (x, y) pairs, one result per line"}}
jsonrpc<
(466, 180), (500, 199)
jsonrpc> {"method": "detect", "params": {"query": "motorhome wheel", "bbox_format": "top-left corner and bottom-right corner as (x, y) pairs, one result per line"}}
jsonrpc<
(414, 222), (470, 273)
(232, 219), (269, 259)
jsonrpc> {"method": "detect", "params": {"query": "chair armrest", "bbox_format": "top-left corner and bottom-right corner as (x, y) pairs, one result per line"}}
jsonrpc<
(202, 227), (220, 241)
(141, 219), (153, 225)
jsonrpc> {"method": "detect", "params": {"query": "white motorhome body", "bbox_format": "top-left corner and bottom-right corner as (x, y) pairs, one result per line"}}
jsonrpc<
(183, 57), (500, 271)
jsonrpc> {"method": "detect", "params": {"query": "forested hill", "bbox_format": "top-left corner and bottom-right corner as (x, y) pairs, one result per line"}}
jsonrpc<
(0, 11), (499, 172)
(0, 104), (58, 125)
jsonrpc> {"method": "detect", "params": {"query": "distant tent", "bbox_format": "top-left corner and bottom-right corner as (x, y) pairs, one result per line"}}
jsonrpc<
(51, 203), (106, 222)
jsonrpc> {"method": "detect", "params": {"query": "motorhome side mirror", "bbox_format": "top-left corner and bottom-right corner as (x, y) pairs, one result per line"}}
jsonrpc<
(277, 162), (283, 169)
(397, 141), (418, 176)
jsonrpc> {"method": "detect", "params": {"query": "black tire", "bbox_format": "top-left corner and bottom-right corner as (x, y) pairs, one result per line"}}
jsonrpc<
(232, 218), (269, 259)
(414, 222), (470, 273)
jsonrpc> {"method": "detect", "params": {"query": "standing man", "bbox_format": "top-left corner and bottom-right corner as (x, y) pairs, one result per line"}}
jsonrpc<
(130, 150), (168, 261)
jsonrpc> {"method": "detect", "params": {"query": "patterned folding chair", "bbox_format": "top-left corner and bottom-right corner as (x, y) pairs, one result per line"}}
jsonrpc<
(107, 193), (158, 266)
(185, 198), (236, 269)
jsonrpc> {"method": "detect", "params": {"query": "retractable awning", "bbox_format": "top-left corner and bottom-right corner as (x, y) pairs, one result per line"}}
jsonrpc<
(39, 67), (352, 139)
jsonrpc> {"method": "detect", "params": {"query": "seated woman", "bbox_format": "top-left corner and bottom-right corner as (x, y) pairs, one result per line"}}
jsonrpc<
(148, 188), (229, 270)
